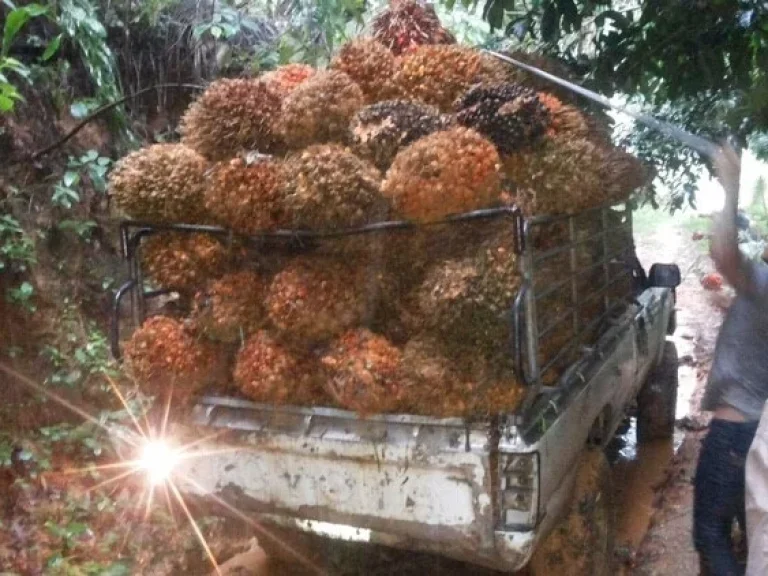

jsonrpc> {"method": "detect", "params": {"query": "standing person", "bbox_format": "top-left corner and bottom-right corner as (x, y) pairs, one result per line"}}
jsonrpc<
(694, 143), (768, 576)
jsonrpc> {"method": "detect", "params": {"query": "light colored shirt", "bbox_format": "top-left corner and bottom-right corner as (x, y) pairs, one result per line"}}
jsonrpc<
(702, 260), (768, 421)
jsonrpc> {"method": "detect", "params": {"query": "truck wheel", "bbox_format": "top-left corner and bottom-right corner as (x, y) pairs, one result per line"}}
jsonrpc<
(528, 449), (615, 576)
(637, 341), (678, 443)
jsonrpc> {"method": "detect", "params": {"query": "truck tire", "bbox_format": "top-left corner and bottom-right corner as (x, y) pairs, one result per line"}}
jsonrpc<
(528, 449), (615, 576)
(637, 341), (679, 443)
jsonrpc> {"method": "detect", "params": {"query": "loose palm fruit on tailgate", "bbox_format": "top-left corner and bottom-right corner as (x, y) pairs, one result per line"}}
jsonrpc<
(265, 257), (371, 344)
(261, 64), (315, 97)
(124, 317), (228, 402)
(180, 78), (282, 160)
(393, 45), (482, 112)
(382, 127), (501, 221)
(349, 100), (453, 171)
(321, 328), (404, 414)
(205, 157), (285, 234)
(456, 83), (551, 154)
(330, 39), (400, 103)
(279, 70), (364, 149)
(280, 144), (388, 230)
(234, 331), (327, 405)
(141, 233), (234, 294)
(109, 144), (209, 224)
(372, 0), (455, 56)
(190, 271), (269, 344)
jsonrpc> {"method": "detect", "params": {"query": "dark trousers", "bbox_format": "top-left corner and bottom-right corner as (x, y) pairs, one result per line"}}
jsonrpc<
(694, 418), (759, 576)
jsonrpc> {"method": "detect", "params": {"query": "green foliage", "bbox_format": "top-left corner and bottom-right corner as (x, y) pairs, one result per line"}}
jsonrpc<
(53, 0), (125, 124)
(53, 149), (112, 210)
(0, 3), (56, 112)
(253, 0), (367, 68)
(42, 319), (118, 388)
(0, 214), (36, 273)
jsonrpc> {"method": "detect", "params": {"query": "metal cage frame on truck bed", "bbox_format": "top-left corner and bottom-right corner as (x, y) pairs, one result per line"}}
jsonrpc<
(110, 202), (637, 401)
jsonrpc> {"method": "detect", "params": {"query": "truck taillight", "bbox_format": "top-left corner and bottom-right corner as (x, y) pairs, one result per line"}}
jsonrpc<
(499, 453), (539, 529)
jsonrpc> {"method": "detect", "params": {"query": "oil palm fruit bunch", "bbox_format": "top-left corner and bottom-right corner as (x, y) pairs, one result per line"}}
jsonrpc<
(393, 45), (482, 112)
(180, 79), (282, 160)
(382, 127), (501, 222)
(261, 64), (315, 97)
(321, 328), (404, 414)
(141, 233), (232, 294)
(349, 100), (452, 171)
(190, 271), (268, 343)
(398, 335), (467, 416)
(124, 316), (227, 401)
(205, 157), (285, 234)
(415, 224), (520, 355)
(372, 0), (455, 56)
(109, 144), (209, 224)
(265, 256), (371, 344)
(234, 330), (325, 405)
(280, 144), (387, 230)
(455, 83), (550, 154)
(330, 39), (400, 103)
(279, 71), (364, 149)
(504, 139), (647, 216)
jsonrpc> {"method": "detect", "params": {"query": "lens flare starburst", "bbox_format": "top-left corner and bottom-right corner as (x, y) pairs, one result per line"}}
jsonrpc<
(0, 361), (326, 575)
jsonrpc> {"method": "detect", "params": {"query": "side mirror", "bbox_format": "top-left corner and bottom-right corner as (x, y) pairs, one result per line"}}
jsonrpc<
(648, 263), (681, 288)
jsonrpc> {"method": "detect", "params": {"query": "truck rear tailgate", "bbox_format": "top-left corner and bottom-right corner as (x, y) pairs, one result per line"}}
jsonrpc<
(175, 397), (496, 549)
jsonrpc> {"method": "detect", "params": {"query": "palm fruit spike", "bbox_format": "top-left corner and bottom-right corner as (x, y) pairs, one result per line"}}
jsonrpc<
(455, 83), (551, 154)
(109, 144), (209, 224)
(190, 271), (268, 344)
(205, 157), (284, 234)
(280, 144), (388, 230)
(179, 78), (281, 160)
(321, 328), (404, 414)
(234, 331), (325, 405)
(123, 316), (227, 401)
(349, 100), (453, 170)
(503, 139), (649, 217)
(330, 39), (400, 103)
(536, 92), (591, 140)
(265, 256), (370, 344)
(372, 0), (455, 56)
(261, 64), (315, 97)
(382, 127), (501, 222)
(279, 70), (364, 149)
(393, 45), (482, 112)
(141, 233), (232, 294)
(476, 52), (516, 84)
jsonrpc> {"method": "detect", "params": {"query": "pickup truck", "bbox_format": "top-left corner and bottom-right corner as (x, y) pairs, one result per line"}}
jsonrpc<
(112, 202), (681, 574)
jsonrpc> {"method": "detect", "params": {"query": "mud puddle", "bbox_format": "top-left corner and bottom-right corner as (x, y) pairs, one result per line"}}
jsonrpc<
(611, 331), (699, 559)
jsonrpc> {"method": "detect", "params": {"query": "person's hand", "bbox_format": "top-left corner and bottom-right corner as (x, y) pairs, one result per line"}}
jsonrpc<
(711, 142), (741, 198)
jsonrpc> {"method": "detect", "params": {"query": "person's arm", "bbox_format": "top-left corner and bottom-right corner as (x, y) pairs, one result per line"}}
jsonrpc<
(709, 144), (757, 294)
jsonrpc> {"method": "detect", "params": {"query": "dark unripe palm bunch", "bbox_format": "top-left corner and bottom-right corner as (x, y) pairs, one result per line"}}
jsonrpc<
(114, 1), (646, 417)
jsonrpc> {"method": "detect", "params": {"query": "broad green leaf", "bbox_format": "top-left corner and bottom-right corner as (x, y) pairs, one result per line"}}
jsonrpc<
(2, 9), (32, 57)
(41, 34), (62, 61)
(0, 93), (14, 112)
(63, 170), (80, 187)
(21, 4), (47, 17)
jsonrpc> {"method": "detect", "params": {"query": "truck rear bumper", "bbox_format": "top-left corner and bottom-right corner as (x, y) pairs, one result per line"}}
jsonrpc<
(171, 397), (537, 572)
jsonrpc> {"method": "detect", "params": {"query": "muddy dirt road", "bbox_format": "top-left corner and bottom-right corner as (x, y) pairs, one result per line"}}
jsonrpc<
(215, 213), (721, 576)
